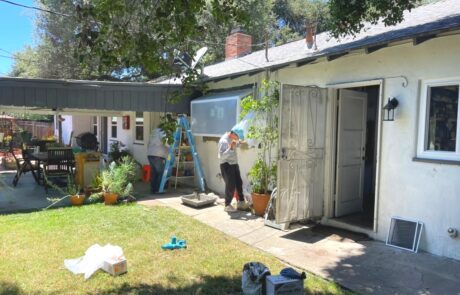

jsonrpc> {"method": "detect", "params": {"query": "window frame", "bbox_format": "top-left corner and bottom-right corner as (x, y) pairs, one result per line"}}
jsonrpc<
(417, 78), (460, 161)
(134, 112), (144, 143)
(91, 116), (98, 137)
(110, 116), (118, 139)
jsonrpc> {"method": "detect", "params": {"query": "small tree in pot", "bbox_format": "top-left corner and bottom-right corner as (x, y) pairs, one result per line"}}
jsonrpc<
(240, 80), (279, 216)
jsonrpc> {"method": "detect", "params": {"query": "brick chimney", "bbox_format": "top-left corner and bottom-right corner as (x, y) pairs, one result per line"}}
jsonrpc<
(225, 27), (252, 60)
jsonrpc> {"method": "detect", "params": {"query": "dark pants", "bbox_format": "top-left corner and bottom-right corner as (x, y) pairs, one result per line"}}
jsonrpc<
(148, 155), (165, 193)
(220, 162), (244, 206)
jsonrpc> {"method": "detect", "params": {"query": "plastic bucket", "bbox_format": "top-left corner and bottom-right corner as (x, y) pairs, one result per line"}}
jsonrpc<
(142, 165), (151, 183)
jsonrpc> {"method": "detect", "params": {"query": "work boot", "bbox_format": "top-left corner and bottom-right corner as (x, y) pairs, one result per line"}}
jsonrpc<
(237, 201), (250, 211)
(224, 205), (237, 212)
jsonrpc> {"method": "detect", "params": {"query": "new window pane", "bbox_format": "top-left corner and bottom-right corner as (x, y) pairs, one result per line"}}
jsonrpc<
(426, 85), (458, 151)
(191, 99), (238, 136)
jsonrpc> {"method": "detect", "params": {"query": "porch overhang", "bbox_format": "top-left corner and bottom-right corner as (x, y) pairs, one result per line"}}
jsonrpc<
(0, 77), (191, 114)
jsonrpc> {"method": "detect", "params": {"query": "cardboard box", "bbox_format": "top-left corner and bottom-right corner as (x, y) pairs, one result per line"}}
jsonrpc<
(102, 258), (127, 276)
(266, 275), (304, 295)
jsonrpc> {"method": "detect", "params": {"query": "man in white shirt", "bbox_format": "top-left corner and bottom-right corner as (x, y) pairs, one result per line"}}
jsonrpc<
(218, 127), (250, 212)
(147, 128), (168, 193)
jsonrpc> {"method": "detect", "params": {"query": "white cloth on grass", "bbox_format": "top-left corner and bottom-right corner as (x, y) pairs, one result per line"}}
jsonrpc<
(64, 244), (125, 280)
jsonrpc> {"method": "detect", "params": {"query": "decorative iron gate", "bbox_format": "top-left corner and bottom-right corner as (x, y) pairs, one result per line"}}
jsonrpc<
(276, 85), (327, 223)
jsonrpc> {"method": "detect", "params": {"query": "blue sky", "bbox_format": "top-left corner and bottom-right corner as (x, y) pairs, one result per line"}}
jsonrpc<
(0, 0), (36, 76)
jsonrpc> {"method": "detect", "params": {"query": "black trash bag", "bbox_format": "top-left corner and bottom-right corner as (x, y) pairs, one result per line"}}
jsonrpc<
(242, 262), (271, 295)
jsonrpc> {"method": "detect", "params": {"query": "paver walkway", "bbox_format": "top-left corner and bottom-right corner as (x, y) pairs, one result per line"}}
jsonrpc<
(139, 195), (460, 295)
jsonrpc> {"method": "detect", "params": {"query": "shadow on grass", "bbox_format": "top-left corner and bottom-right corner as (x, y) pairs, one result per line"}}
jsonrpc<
(92, 275), (242, 295)
(0, 281), (35, 295)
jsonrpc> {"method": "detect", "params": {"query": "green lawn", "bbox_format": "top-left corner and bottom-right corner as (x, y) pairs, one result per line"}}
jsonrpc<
(0, 204), (352, 294)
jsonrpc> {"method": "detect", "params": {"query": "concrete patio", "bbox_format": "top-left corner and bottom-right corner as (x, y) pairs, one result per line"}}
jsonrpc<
(2, 171), (459, 295)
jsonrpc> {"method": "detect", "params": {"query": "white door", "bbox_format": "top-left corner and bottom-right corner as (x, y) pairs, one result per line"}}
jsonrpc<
(276, 85), (327, 224)
(335, 89), (367, 217)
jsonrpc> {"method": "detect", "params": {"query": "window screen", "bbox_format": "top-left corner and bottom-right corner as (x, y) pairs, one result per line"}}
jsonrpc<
(191, 89), (252, 137)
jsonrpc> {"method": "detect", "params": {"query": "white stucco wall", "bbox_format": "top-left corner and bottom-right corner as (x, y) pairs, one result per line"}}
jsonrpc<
(110, 111), (162, 166)
(201, 34), (460, 260)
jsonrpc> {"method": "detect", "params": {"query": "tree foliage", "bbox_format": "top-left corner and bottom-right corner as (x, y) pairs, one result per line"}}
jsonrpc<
(74, 0), (250, 81)
(9, 46), (40, 78)
(8, 0), (435, 81)
(328, 0), (422, 37)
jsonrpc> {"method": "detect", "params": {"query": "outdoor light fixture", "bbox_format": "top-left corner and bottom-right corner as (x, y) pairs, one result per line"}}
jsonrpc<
(383, 97), (399, 121)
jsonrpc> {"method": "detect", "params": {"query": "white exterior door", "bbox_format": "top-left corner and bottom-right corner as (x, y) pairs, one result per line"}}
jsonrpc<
(335, 89), (367, 217)
(276, 85), (327, 224)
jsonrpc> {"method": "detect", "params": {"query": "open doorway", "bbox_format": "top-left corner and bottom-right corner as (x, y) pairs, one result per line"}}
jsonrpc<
(333, 85), (380, 229)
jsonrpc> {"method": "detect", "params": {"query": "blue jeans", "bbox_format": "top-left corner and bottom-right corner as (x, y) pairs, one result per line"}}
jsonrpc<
(148, 156), (165, 193)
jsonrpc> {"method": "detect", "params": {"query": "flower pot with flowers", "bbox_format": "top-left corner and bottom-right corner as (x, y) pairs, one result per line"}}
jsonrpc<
(240, 80), (279, 216)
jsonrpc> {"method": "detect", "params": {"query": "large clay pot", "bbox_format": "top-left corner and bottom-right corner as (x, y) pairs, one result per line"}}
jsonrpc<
(252, 193), (270, 216)
(103, 192), (119, 205)
(70, 194), (86, 206)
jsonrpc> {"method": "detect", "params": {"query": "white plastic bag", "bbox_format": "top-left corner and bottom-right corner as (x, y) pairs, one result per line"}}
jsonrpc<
(64, 244), (125, 280)
(241, 262), (271, 295)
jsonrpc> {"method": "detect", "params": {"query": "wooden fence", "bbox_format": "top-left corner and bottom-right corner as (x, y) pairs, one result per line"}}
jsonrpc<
(16, 120), (54, 139)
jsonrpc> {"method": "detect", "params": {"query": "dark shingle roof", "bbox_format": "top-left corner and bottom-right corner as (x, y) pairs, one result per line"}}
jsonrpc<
(202, 0), (460, 82)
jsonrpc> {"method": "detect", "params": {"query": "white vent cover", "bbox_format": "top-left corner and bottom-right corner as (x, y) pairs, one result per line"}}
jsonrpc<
(386, 217), (423, 253)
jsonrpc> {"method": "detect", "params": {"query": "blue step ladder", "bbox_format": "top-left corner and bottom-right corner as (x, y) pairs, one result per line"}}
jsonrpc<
(158, 115), (207, 193)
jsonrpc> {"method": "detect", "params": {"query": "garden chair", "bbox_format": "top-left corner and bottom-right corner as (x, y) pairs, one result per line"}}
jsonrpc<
(9, 141), (40, 187)
(43, 148), (75, 193)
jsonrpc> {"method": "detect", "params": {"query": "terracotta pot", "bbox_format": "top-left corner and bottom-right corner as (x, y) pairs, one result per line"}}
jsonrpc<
(103, 192), (119, 205)
(70, 194), (86, 206)
(185, 154), (193, 161)
(252, 192), (270, 216)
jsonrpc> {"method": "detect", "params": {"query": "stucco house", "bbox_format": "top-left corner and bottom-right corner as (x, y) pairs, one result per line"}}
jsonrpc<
(1, 0), (458, 261)
(184, 0), (460, 261)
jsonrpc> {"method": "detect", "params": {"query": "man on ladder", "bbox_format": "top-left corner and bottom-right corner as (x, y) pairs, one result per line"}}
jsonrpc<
(218, 127), (250, 213)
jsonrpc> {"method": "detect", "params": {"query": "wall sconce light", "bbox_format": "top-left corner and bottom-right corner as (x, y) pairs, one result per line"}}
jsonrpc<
(383, 97), (399, 121)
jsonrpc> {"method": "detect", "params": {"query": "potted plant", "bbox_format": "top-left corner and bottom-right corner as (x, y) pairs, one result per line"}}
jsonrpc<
(90, 156), (136, 205)
(67, 177), (85, 206)
(84, 172), (102, 197)
(45, 175), (85, 206)
(240, 80), (279, 216)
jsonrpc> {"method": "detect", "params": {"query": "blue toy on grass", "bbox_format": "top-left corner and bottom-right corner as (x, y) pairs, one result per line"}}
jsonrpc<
(161, 236), (187, 250)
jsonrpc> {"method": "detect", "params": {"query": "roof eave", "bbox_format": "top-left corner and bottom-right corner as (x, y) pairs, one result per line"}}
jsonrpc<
(203, 25), (460, 83)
